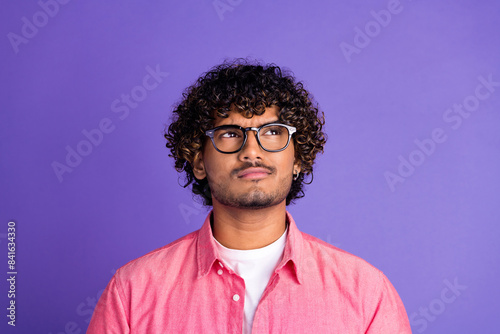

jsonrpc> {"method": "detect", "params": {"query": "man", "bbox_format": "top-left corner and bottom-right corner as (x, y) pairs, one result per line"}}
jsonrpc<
(87, 60), (411, 333)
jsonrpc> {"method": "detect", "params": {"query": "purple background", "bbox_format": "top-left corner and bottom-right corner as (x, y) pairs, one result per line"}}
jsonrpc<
(1, 0), (499, 333)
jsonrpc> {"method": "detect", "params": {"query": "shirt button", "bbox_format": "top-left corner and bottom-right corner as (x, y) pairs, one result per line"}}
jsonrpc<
(233, 294), (240, 301)
(217, 269), (223, 275)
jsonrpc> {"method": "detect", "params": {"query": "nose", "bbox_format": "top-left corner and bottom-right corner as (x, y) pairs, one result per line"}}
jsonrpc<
(238, 130), (262, 161)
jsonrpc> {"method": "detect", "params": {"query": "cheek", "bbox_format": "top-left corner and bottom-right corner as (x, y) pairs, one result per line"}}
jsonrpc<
(203, 151), (228, 179)
(276, 154), (296, 176)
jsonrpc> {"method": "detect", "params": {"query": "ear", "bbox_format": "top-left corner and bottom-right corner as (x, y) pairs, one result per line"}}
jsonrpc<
(192, 151), (207, 180)
(293, 159), (302, 175)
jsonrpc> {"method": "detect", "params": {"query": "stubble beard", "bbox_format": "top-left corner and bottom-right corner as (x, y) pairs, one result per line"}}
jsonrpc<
(208, 175), (292, 209)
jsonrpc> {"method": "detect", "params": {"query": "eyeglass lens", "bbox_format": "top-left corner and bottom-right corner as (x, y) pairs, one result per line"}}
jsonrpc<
(213, 125), (290, 152)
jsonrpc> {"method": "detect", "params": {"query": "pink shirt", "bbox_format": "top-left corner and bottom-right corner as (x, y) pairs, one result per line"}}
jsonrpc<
(87, 211), (411, 333)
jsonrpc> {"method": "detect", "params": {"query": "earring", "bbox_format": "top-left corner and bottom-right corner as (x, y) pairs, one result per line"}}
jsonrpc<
(293, 171), (300, 181)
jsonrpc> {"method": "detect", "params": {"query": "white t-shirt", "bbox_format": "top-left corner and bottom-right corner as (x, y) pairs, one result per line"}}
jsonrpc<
(214, 226), (288, 334)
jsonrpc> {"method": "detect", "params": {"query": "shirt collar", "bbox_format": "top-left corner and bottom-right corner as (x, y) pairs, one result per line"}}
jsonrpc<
(196, 210), (304, 284)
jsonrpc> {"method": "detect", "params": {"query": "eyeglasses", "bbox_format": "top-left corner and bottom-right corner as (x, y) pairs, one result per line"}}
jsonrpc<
(205, 123), (296, 154)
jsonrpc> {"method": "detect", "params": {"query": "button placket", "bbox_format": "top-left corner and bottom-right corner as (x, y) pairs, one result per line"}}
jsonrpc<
(216, 261), (224, 275)
(216, 261), (244, 305)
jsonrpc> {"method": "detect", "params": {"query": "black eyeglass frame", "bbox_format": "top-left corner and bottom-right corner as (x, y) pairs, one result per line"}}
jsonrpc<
(205, 123), (297, 154)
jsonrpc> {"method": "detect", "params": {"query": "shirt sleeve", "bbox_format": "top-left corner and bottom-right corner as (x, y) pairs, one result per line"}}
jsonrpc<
(365, 272), (412, 334)
(86, 275), (130, 334)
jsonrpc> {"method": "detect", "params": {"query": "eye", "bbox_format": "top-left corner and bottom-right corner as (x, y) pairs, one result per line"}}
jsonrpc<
(262, 126), (283, 136)
(219, 130), (241, 139)
(221, 131), (238, 138)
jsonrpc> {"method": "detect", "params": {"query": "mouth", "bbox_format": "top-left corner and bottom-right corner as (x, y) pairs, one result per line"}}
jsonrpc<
(237, 167), (272, 179)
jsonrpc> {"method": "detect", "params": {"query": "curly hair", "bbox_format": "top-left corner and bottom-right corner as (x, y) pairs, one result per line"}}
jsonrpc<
(164, 59), (326, 206)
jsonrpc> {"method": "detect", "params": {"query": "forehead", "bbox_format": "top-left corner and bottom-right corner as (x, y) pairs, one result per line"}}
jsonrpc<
(213, 105), (280, 127)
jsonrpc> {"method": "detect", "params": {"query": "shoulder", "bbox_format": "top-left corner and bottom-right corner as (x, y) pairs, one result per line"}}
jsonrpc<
(300, 231), (385, 284)
(298, 233), (411, 331)
(114, 230), (199, 283)
(299, 232), (401, 312)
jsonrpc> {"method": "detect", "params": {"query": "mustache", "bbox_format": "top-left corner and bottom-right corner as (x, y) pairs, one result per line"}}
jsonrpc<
(231, 162), (275, 176)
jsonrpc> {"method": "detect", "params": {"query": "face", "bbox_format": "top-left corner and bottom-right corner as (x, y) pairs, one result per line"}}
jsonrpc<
(193, 106), (301, 209)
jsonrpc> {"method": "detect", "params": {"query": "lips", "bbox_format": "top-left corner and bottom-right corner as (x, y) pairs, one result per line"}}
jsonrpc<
(237, 167), (271, 179)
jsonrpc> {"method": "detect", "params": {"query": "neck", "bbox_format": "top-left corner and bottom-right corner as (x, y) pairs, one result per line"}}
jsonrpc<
(211, 200), (288, 250)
